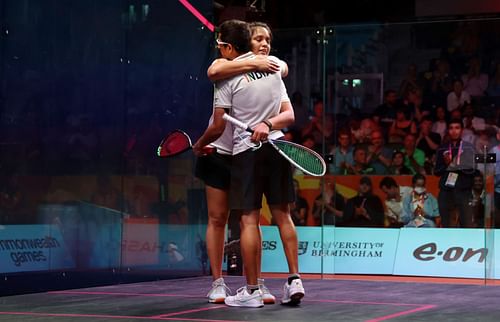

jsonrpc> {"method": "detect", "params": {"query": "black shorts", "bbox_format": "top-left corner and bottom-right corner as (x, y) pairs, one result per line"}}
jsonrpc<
(195, 152), (232, 190)
(230, 143), (295, 210)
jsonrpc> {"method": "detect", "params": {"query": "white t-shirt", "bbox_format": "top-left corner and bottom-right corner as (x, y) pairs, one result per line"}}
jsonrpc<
(214, 52), (290, 155)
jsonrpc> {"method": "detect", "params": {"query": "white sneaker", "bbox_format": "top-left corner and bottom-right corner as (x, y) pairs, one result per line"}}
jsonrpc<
(224, 287), (264, 308)
(281, 278), (305, 305)
(258, 278), (276, 304)
(207, 278), (231, 303)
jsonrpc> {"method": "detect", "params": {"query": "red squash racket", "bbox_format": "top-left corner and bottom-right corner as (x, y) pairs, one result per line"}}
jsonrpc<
(157, 130), (215, 157)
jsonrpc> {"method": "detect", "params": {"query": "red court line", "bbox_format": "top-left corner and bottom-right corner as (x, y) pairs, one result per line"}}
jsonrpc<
(151, 306), (226, 318)
(365, 304), (437, 322)
(178, 0), (215, 32)
(0, 311), (243, 322)
(49, 290), (200, 298)
(306, 298), (427, 307)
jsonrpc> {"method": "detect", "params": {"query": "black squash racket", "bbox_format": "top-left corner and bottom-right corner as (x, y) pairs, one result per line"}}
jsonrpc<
(222, 114), (326, 176)
(157, 130), (215, 157)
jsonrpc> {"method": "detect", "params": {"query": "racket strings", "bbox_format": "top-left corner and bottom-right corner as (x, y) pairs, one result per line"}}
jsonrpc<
(274, 141), (325, 175)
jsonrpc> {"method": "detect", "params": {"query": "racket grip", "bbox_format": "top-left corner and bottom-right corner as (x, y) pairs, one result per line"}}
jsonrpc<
(222, 113), (253, 133)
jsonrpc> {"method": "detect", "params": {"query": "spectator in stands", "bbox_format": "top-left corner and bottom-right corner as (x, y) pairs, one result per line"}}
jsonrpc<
(461, 57), (488, 99)
(398, 63), (421, 99)
(329, 129), (353, 175)
(290, 91), (309, 130)
(401, 173), (440, 228)
(351, 117), (379, 144)
(342, 176), (384, 227)
(432, 106), (449, 139)
(290, 179), (309, 226)
(379, 177), (412, 228)
(301, 100), (334, 151)
(434, 118), (476, 227)
(366, 129), (392, 174)
(345, 146), (375, 175)
(388, 151), (413, 175)
(401, 133), (425, 175)
(312, 177), (345, 226)
(465, 172), (489, 228)
(447, 79), (470, 112)
(404, 87), (430, 123)
(429, 59), (453, 108)
(416, 116), (442, 173)
(462, 102), (486, 135)
(373, 89), (399, 128)
(388, 107), (417, 144)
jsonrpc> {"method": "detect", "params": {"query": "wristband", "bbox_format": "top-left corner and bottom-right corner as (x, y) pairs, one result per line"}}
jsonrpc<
(263, 120), (273, 131)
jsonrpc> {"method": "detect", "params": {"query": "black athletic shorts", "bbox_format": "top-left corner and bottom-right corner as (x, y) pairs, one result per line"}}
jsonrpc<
(195, 152), (232, 190)
(230, 143), (295, 210)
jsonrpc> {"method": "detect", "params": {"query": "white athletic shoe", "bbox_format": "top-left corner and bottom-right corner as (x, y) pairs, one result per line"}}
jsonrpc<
(207, 278), (231, 303)
(224, 287), (264, 308)
(258, 278), (276, 304)
(281, 278), (305, 305)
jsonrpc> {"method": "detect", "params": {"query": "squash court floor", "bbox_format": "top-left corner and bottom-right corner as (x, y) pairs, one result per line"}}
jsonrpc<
(1, 275), (500, 321)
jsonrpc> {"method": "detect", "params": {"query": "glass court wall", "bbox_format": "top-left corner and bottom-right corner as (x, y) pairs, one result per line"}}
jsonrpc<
(1, 1), (499, 296)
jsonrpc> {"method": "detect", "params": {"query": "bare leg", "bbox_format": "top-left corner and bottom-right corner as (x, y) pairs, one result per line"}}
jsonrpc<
(240, 209), (261, 285)
(270, 204), (299, 274)
(205, 185), (229, 280)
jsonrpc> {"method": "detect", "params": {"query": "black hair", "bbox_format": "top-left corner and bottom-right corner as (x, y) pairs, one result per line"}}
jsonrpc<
(379, 176), (398, 189)
(248, 21), (273, 43)
(412, 173), (426, 185)
(447, 118), (464, 128)
(218, 19), (251, 53)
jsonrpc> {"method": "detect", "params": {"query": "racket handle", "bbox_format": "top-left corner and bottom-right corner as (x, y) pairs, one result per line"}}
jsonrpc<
(222, 113), (253, 133)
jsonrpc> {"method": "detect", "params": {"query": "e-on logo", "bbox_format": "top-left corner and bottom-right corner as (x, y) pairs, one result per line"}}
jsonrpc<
(413, 242), (487, 263)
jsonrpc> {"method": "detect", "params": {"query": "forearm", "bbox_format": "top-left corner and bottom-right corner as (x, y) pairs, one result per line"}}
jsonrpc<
(207, 60), (257, 82)
(267, 101), (295, 130)
(193, 124), (224, 150)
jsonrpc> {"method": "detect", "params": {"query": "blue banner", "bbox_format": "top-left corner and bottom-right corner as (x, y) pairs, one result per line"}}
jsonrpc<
(261, 226), (399, 274)
(0, 225), (75, 273)
(394, 228), (487, 278)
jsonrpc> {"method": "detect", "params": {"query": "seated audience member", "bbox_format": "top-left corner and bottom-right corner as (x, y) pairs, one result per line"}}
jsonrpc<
(301, 100), (334, 152)
(388, 107), (417, 144)
(428, 59), (453, 108)
(345, 146), (375, 175)
(431, 106), (448, 140)
(289, 179), (309, 226)
(342, 176), (385, 227)
(461, 57), (488, 99)
(447, 79), (470, 112)
(379, 177), (413, 227)
(312, 177), (345, 226)
(400, 133), (425, 175)
(417, 117), (441, 161)
(388, 151), (413, 175)
(373, 89), (400, 133)
(398, 63), (421, 99)
(329, 129), (354, 175)
(416, 116), (441, 173)
(366, 130), (393, 174)
(462, 102), (486, 135)
(351, 118), (379, 144)
(401, 174), (440, 227)
(465, 172), (489, 228)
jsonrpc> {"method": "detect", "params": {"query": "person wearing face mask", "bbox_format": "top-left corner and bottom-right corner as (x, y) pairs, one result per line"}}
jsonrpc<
(401, 174), (440, 227)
